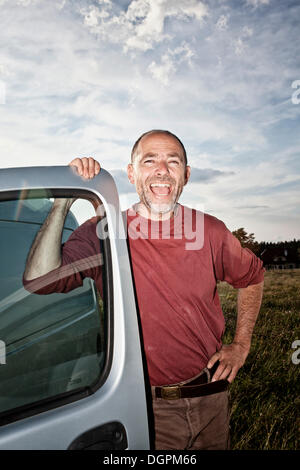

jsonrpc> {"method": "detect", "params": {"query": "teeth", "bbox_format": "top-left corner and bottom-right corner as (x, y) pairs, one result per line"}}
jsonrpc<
(150, 183), (171, 187)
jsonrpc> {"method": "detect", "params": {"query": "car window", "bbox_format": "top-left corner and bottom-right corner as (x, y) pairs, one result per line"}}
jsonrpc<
(0, 193), (110, 423)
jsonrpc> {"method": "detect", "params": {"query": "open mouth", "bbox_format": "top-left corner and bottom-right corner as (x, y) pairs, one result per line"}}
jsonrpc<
(149, 183), (172, 197)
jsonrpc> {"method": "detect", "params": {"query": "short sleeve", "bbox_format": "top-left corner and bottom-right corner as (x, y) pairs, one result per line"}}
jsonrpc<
(214, 221), (265, 288)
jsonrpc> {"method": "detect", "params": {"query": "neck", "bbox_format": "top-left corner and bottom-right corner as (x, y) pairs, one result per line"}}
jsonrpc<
(135, 202), (178, 221)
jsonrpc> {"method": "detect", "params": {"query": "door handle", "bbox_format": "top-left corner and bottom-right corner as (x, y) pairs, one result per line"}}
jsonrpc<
(68, 421), (128, 450)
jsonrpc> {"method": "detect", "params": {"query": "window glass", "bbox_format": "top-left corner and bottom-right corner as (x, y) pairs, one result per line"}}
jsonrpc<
(0, 194), (108, 418)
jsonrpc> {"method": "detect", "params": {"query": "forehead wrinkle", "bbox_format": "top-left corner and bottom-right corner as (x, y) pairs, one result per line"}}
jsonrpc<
(141, 151), (183, 160)
(142, 152), (158, 158)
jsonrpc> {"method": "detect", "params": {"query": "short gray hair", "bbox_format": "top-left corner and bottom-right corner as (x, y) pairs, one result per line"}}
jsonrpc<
(131, 129), (188, 165)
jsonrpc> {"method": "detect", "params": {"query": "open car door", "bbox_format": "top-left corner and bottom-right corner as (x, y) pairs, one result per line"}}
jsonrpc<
(0, 166), (150, 450)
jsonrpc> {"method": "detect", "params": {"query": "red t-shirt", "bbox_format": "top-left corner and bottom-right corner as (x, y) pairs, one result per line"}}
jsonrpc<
(24, 204), (264, 386)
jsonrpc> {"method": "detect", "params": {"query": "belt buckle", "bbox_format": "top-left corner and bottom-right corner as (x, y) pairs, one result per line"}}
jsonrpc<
(161, 385), (181, 400)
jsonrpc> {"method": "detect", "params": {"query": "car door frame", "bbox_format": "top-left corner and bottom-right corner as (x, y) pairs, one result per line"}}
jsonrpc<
(0, 165), (150, 450)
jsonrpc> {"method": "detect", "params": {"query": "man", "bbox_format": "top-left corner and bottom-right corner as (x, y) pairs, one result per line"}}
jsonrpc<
(24, 130), (264, 450)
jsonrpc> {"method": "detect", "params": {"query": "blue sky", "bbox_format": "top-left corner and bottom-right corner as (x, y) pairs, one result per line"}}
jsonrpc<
(0, 0), (299, 242)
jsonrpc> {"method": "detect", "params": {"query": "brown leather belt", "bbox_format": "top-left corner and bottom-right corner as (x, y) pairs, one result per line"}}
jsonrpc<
(154, 362), (229, 400)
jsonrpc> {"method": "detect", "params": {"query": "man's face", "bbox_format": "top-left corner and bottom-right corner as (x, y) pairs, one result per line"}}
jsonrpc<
(127, 133), (190, 219)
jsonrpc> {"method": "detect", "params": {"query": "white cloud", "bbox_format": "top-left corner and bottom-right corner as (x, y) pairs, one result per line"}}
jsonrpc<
(171, 42), (194, 66)
(148, 54), (175, 85)
(0, 80), (6, 104)
(246, 0), (270, 8)
(232, 25), (253, 56)
(234, 37), (246, 55)
(17, 0), (39, 5)
(242, 25), (253, 37)
(79, 0), (208, 52)
(83, 7), (101, 27)
(0, 0), (42, 5)
(216, 14), (228, 31)
(148, 42), (194, 84)
(0, 0), (299, 242)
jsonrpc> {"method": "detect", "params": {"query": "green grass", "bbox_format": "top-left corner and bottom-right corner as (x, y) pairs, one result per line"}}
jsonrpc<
(218, 269), (300, 450)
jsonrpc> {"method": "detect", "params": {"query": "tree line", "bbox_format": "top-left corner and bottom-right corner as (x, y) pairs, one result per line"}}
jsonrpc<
(232, 228), (300, 266)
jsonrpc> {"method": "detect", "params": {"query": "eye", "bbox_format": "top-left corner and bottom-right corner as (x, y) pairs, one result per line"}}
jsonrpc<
(169, 159), (180, 165)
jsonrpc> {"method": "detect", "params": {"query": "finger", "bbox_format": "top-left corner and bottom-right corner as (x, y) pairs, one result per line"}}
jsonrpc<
(80, 157), (89, 178)
(216, 365), (233, 382)
(90, 158), (101, 177)
(69, 157), (81, 167)
(87, 157), (100, 178)
(227, 367), (239, 383)
(86, 157), (94, 178)
(95, 160), (101, 175)
(207, 352), (220, 370)
(69, 158), (84, 176)
(211, 362), (227, 382)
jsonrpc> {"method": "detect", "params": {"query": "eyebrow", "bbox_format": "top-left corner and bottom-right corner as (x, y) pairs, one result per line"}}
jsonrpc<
(141, 153), (157, 159)
(141, 152), (183, 160)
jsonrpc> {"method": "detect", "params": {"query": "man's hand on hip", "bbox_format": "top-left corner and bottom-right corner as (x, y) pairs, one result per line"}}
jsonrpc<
(69, 157), (101, 179)
(208, 281), (264, 384)
(207, 342), (249, 383)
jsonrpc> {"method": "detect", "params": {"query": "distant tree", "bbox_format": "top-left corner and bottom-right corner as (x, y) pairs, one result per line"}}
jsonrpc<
(258, 239), (300, 265)
(232, 227), (260, 254)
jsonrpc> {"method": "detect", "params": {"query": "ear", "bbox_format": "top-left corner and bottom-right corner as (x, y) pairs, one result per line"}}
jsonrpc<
(127, 163), (135, 185)
(184, 165), (191, 185)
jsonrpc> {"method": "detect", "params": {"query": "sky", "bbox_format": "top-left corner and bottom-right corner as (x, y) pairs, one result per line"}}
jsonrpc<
(0, 0), (299, 242)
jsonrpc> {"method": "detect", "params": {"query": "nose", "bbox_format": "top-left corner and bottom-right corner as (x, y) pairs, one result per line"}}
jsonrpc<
(155, 160), (169, 176)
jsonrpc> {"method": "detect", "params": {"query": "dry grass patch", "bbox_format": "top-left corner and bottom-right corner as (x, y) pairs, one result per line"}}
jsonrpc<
(218, 270), (300, 450)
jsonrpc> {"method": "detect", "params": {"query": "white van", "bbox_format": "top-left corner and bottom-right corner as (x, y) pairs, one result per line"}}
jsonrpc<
(0, 166), (150, 450)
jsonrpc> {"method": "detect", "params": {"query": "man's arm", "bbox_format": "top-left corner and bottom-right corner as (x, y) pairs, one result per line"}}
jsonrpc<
(207, 280), (264, 383)
(24, 198), (74, 280)
(24, 157), (100, 281)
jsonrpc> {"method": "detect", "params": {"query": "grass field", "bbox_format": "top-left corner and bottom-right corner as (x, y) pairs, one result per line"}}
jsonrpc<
(218, 269), (300, 450)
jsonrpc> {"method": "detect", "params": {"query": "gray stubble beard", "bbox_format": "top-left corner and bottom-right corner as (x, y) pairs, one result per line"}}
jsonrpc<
(138, 181), (183, 216)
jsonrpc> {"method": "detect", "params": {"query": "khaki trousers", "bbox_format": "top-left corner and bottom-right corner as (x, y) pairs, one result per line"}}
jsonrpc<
(151, 371), (230, 450)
